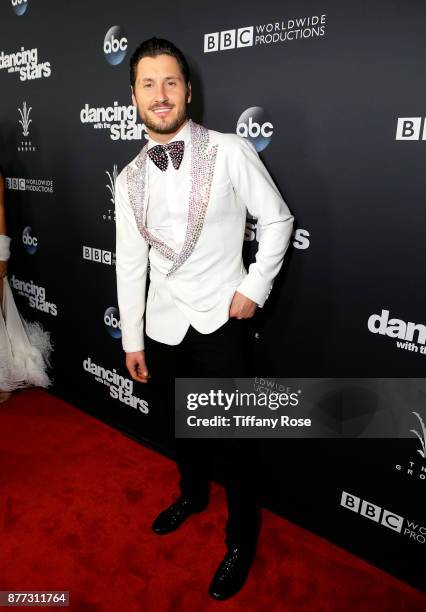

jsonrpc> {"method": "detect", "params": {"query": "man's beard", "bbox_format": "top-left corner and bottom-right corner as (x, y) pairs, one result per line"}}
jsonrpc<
(142, 104), (188, 135)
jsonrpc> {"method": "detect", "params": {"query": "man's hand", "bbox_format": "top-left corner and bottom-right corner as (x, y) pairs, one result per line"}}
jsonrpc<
(229, 290), (258, 319)
(125, 350), (150, 383)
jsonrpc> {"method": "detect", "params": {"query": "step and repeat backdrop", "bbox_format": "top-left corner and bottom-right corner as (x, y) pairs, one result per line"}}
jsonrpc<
(1, 0), (425, 593)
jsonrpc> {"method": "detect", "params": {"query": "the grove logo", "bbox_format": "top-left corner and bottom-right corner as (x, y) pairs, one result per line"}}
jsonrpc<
(394, 410), (426, 483)
(18, 100), (32, 136)
(411, 411), (426, 460)
(18, 101), (36, 152)
(104, 26), (128, 65)
(104, 306), (121, 338)
(104, 164), (117, 221)
(22, 226), (38, 254)
(11, 0), (28, 16)
(236, 107), (273, 152)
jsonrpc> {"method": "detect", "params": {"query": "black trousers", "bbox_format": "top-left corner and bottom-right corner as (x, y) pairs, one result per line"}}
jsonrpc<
(145, 317), (260, 550)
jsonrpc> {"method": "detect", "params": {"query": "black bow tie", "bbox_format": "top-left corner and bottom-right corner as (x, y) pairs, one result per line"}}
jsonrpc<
(147, 140), (185, 171)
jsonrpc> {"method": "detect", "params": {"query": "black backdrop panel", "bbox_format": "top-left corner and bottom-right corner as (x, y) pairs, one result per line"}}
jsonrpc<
(1, 0), (425, 593)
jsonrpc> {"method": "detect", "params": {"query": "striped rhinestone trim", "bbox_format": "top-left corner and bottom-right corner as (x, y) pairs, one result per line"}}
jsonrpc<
(126, 119), (218, 277)
(127, 148), (177, 262)
(166, 120), (218, 276)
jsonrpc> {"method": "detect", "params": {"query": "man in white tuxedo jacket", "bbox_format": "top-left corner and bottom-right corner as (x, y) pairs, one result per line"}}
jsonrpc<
(115, 37), (294, 601)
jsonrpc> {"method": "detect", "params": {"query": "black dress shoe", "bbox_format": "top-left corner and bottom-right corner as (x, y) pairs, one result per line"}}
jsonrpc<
(208, 545), (256, 600)
(152, 495), (207, 535)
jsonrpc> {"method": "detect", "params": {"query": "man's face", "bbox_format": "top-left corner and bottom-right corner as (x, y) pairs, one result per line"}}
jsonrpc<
(131, 54), (191, 137)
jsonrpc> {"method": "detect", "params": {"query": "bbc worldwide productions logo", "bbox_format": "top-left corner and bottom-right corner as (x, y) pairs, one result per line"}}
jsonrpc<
(11, 0), (28, 16)
(83, 246), (115, 266)
(204, 27), (254, 52)
(204, 16), (327, 53)
(340, 491), (403, 533)
(5, 176), (53, 193)
(104, 26), (128, 65)
(340, 490), (425, 544)
(395, 117), (426, 140)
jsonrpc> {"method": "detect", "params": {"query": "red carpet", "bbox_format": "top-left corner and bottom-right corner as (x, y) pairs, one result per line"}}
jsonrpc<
(0, 389), (424, 611)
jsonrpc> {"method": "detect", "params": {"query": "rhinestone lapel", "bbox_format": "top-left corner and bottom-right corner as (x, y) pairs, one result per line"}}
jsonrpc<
(126, 119), (218, 277)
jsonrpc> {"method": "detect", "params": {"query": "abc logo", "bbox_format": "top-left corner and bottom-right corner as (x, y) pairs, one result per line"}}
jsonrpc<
(236, 107), (274, 152)
(104, 306), (122, 338)
(11, 0), (28, 16)
(104, 26), (128, 66)
(22, 226), (38, 255)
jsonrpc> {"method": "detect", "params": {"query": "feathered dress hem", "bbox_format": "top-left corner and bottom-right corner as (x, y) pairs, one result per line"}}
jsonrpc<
(0, 278), (53, 392)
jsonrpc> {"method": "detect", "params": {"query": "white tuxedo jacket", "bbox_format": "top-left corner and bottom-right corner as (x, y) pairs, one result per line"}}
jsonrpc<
(115, 119), (294, 352)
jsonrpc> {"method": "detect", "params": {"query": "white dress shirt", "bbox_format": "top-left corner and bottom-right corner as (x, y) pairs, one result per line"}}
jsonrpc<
(145, 120), (191, 254)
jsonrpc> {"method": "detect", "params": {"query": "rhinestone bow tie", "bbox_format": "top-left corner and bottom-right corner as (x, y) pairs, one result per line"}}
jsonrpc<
(147, 140), (185, 171)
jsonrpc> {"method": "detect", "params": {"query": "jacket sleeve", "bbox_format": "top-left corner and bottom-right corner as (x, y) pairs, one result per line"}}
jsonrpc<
(115, 168), (149, 352)
(228, 136), (294, 307)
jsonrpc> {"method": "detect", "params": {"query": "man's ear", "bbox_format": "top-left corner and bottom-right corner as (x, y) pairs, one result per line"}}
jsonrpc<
(131, 87), (137, 106)
(187, 81), (192, 104)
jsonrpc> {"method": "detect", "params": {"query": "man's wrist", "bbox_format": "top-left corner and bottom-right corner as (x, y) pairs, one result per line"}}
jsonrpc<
(0, 235), (11, 261)
(236, 275), (271, 308)
(123, 343), (145, 353)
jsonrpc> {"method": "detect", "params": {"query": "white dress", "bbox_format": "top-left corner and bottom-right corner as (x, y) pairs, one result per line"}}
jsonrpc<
(0, 277), (52, 391)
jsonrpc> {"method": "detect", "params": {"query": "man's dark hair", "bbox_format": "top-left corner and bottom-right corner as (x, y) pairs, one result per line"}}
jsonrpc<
(129, 37), (190, 91)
